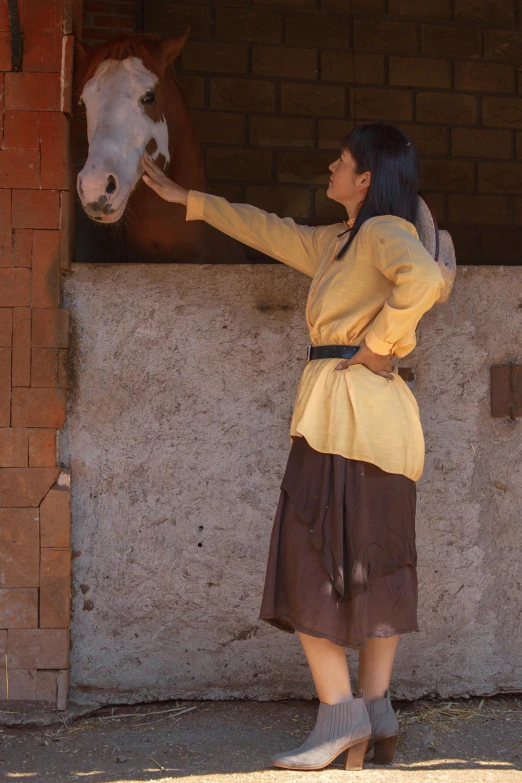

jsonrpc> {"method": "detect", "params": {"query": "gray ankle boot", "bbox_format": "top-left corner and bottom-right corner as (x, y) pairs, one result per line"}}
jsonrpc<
(364, 689), (399, 765)
(270, 693), (371, 771)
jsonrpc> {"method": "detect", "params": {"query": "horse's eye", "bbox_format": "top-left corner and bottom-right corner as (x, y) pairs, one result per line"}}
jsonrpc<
(141, 91), (155, 105)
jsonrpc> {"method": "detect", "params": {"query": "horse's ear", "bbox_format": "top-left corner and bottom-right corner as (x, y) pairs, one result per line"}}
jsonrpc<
(160, 27), (190, 68)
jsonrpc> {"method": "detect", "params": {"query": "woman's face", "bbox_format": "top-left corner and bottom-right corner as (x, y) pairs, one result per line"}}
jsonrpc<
(327, 148), (370, 217)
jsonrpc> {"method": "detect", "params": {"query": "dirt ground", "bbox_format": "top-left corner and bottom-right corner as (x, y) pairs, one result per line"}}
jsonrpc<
(0, 695), (521, 782)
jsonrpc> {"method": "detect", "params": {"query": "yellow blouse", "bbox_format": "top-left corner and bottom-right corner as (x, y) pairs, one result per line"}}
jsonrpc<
(186, 191), (445, 481)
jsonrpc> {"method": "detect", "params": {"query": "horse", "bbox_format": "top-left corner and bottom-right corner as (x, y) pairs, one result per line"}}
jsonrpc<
(75, 33), (245, 263)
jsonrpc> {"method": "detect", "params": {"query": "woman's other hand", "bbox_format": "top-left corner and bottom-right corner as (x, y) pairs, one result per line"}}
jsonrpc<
(141, 154), (189, 205)
(335, 345), (394, 380)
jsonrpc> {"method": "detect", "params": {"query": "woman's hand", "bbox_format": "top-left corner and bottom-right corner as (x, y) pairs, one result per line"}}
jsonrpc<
(140, 154), (189, 205)
(335, 344), (394, 380)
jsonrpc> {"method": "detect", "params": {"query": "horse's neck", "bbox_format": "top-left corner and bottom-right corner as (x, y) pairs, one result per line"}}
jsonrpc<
(125, 73), (245, 263)
(165, 75), (205, 192)
(123, 74), (201, 259)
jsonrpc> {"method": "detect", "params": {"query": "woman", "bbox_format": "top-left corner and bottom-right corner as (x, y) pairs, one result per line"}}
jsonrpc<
(141, 122), (445, 772)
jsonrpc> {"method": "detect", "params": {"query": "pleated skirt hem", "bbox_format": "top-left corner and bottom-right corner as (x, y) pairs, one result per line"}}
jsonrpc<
(260, 610), (419, 650)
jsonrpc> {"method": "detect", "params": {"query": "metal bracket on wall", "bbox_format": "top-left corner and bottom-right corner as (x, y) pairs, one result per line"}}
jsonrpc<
(491, 363), (522, 419)
(7, 0), (22, 72)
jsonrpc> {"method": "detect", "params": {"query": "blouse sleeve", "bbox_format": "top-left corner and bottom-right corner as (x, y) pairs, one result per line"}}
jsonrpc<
(363, 216), (444, 356)
(186, 190), (333, 278)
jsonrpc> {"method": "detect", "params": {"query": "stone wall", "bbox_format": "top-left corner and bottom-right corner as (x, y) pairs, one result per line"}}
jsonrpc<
(62, 263), (522, 704)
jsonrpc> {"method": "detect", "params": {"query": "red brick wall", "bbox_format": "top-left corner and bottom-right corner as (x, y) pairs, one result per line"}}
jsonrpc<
(139, 0), (522, 265)
(0, 0), (75, 706)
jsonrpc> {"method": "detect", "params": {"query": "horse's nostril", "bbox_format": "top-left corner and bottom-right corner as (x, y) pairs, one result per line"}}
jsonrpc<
(106, 175), (117, 195)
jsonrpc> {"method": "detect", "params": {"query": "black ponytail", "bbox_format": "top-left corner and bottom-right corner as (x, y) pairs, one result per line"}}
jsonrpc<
(335, 123), (419, 260)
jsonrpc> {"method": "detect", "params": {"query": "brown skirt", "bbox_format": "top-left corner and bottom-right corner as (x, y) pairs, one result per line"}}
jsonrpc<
(259, 435), (419, 649)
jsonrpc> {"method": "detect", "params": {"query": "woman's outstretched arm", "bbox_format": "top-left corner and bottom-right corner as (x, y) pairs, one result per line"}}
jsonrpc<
(141, 154), (335, 278)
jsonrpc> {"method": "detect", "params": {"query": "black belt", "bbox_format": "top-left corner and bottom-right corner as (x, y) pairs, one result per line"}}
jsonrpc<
(307, 345), (360, 362)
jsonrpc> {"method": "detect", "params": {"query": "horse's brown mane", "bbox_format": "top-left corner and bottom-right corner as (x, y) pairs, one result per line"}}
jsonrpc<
(77, 35), (168, 92)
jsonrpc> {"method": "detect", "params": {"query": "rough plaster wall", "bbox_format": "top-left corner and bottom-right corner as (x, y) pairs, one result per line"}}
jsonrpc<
(61, 265), (522, 705)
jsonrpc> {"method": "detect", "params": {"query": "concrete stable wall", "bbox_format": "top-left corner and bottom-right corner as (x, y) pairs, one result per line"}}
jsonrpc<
(62, 264), (522, 705)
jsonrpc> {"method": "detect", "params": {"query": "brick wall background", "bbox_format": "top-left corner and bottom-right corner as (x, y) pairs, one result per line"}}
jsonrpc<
(116, 0), (522, 265)
(82, 0), (136, 46)
(0, 0), (75, 706)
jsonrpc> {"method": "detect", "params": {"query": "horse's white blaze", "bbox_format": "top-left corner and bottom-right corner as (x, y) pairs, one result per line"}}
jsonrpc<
(78, 56), (170, 221)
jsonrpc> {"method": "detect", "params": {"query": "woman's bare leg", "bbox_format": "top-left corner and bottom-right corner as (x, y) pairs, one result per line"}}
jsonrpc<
(297, 632), (353, 704)
(357, 635), (400, 701)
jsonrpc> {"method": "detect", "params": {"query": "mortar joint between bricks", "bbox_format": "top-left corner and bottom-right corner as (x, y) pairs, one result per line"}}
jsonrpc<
(210, 6), (216, 40)
(203, 75), (210, 112)
(347, 11), (355, 58)
(274, 80), (281, 115)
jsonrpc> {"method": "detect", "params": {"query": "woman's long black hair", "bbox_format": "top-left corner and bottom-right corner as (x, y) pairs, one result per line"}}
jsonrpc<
(335, 123), (419, 260)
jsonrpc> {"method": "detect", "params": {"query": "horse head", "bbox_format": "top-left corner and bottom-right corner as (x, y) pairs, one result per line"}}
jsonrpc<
(76, 33), (190, 223)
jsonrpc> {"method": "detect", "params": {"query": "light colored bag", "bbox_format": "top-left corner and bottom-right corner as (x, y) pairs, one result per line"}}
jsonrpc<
(414, 193), (456, 304)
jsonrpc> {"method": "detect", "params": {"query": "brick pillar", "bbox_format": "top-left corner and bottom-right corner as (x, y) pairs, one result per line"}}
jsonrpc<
(0, 0), (77, 709)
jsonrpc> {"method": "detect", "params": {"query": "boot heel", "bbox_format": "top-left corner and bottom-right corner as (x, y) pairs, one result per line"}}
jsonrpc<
(373, 734), (397, 765)
(344, 738), (369, 770)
